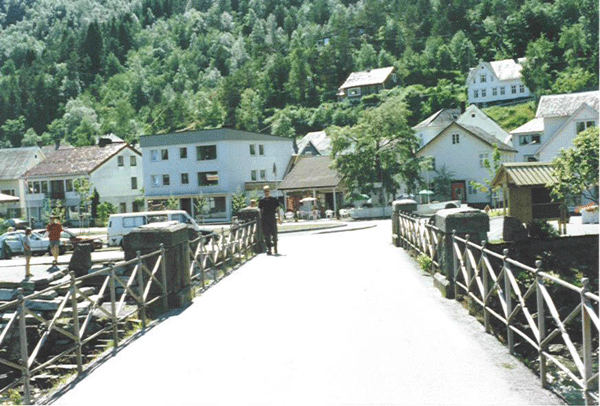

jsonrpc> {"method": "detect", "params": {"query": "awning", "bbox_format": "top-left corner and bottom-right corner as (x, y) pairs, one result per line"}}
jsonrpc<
(0, 192), (19, 203)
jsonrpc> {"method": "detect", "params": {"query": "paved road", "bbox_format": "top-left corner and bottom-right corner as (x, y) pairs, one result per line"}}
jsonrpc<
(52, 220), (563, 406)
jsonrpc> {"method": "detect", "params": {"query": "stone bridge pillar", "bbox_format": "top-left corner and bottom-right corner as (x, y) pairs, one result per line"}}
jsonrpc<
(392, 199), (417, 247)
(124, 222), (192, 311)
(237, 207), (263, 253)
(434, 208), (489, 298)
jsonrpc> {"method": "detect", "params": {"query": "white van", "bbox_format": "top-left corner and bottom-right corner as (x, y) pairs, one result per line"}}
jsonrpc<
(107, 210), (200, 247)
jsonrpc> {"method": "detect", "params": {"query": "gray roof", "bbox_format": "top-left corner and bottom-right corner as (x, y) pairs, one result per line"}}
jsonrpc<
(338, 67), (395, 90)
(25, 143), (135, 178)
(413, 109), (461, 129)
(297, 131), (332, 155)
(278, 156), (343, 190)
(536, 91), (599, 118)
(139, 128), (291, 148)
(0, 147), (44, 180)
(489, 58), (526, 81)
(492, 162), (556, 187)
(459, 124), (517, 152)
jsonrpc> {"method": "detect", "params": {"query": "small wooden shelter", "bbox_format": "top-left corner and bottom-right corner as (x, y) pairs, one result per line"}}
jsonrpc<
(492, 162), (559, 223)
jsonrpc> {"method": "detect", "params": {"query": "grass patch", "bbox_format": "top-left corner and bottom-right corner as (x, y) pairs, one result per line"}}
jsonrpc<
(483, 101), (536, 132)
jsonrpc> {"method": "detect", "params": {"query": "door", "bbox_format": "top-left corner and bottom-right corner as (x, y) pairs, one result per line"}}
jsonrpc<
(451, 181), (466, 202)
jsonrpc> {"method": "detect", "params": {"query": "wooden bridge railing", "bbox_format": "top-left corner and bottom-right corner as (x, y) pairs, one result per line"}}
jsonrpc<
(395, 210), (599, 405)
(0, 245), (168, 405)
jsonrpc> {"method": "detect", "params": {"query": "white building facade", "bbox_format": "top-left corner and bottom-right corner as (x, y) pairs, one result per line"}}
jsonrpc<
(139, 129), (294, 222)
(0, 147), (45, 219)
(466, 58), (531, 105)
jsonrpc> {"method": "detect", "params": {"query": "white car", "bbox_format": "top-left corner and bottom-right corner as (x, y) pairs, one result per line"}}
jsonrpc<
(0, 231), (66, 256)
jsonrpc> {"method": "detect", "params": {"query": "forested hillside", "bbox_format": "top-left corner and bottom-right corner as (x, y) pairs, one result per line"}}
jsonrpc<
(0, 0), (597, 147)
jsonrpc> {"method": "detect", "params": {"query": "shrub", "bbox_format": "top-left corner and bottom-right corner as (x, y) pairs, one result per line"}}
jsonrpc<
(526, 219), (559, 240)
(417, 254), (432, 272)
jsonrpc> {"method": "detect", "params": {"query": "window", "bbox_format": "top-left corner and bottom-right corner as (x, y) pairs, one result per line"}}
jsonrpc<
(511, 85), (517, 94)
(151, 150), (159, 161)
(430, 158), (436, 171)
(151, 175), (160, 187)
(468, 184), (478, 195)
(41, 181), (48, 194)
(123, 216), (146, 228)
(117, 156), (124, 166)
(480, 74), (486, 83)
(119, 203), (127, 213)
(33, 182), (40, 193)
(492, 87), (497, 96)
(250, 144), (256, 156)
(130, 156), (137, 166)
(259, 144), (264, 155)
(473, 90), (479, 99)
(348, 87), (361, 97)
(180, 147), (187, 159)
(526, 156), (538, 162)
(481, 89), (487, 98)
(198, 171), (219, 186)
(577, 121), (596, 133)
(161, 149), (169, 160)
(197, 145), (217, 160)
(260, 170), (266, 180)
(531, 134), (541, 144)
(251, 170), (257, 181)
(65, 179), (73, 192)
(130, 177), (137, 190)
(479, 153), (489, 168)
(181, 173), (189, 184)
(519, 134), (531, 145)
(452, 134), (460, 144)
(519, 84), (525, 93)
(162, 174), (170, 186)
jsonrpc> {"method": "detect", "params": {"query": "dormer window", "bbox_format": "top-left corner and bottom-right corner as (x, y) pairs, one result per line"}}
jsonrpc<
(480, 74), (486, 83)
(452, 134), (460, 144)
(348, 88), (361, 97)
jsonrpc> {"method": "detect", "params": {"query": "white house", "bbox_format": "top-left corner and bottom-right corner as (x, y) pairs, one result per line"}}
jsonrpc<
(509, 90), (599, 162)
(23, 140), (143, 224)
(0, 147), (45, 219)
(416, 107), (517, 206)
(296, 131), (332, 156)
(337, 66), (397, 102)
(466, 58), (531, 105)
(139, 128), (294, 222)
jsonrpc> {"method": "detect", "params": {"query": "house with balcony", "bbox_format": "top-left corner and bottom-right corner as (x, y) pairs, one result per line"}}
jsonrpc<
(466, 58), (531, 106)
(509, 90), (599, 162)
(138, 128), (294, 222)
(337, 67), (397, 103)
(23, 139), (143, 225)
(0, 147), (45, 219)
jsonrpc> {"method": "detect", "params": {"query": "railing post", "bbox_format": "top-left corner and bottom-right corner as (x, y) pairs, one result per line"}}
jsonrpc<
(452, 231), (458, 292)
(160, 243), (168, 311)
(503, 249), (514, 355)
(465, 234), (473, 310)
(535, 260), (547, 388)
(109, 264), (119, 352)
(580, 277), (593, 405)
(17, 289), (31, 405)
(200, 235), (206, 289)
(481, 240), (490, 333)
(136, 251), (146, 331)
(69, 272), (83, 375)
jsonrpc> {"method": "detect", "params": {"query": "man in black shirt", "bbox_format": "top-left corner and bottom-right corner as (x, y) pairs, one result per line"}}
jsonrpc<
(258, 185), (281, 255)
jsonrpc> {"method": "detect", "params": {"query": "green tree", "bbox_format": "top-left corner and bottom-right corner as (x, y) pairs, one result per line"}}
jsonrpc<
(97, 202), (117, 225)
(329, 97), (420, 204)
(231, 187), (247, 216)
(470, 143), (502, 206)
(549, 127), (599, 204)
(236, 88), (264, 132)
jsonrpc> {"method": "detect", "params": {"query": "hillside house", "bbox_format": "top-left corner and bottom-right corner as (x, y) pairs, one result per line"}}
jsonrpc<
(509, 90), (599, 162)
(23, 140), (143, 225)
(337, 67), (397, 102)
(0, 147), (45, 219)
(466, 58), (531, 106)
(139, 128), (294, 222)
(296, 131), (332, 156)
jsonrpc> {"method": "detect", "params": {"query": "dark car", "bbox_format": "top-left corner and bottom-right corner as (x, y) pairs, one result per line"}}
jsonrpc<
(34, 228), (103, 251)
(3, 218), (29, 230)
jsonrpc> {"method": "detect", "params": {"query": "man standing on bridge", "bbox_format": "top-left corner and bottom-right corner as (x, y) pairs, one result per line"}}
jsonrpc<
(258, 185), (281, 256)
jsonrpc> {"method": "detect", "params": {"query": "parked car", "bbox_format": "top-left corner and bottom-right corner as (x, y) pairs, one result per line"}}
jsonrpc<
(0, 231), (66, 256)
(2, 218), (29, 230)
(34, 228), (103, 251)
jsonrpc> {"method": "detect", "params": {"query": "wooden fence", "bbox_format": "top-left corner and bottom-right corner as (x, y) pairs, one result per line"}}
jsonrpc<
(395, 211), (599, 405)
(0, 246), (168, 405)
(188, 220), (258, 288)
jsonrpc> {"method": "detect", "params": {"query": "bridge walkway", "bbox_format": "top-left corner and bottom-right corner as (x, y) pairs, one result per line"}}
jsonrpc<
(53, 220), (563, 405)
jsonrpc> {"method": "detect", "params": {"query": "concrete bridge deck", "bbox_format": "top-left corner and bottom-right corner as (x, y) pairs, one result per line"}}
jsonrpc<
(51, 220), (563, 405)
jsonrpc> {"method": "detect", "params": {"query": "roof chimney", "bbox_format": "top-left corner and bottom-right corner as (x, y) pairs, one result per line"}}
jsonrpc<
(460, 101), (466, 114)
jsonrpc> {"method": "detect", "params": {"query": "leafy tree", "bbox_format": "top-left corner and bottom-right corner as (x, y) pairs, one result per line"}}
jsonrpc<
(549, 127), (599, 204)
(231, 187), (247, 216)
(97, 201), (117, 225)
(432, 165), (456, 201)
(329, 97), (420, 204)
(236, 88), (264, 132)
(469, 143), (502, 206)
